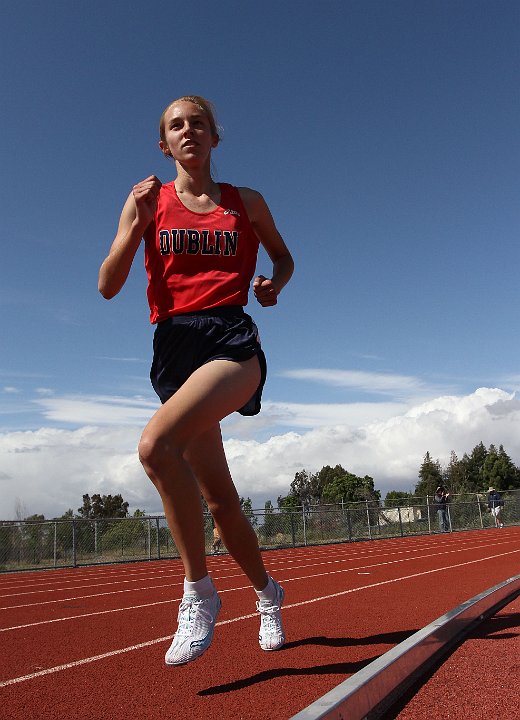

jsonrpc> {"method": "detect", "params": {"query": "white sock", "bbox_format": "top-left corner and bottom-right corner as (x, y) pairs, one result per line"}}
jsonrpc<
(255, 576), (276, 603)
(184, 575), (214, 599)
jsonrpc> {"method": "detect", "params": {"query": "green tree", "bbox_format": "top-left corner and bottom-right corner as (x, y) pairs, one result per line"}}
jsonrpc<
(277, 494), (301, 511)
(22, 514), (48, 564)
(497, 445), (520, 489)
(315, 465), (348, 499)
(0, 524), (14, 569)
(415, 452), (443, 498)
(51, 509), (76, 558)
(289, 469), (321, 505)
(78, 493), (129, 519)
(262, 500), (285, 538)
(322, 472), (380, 506)
(78, 494), (93, 518)
(444, 451), (469, 494)
(101, 516), (149, 554)
(481, 444), (520, 491)
(460, 442), (488, 492)
(240, 496), (257, 527)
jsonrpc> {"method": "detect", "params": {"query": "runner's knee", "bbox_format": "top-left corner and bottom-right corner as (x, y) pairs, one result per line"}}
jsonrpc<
(138, 430), (184, 476)
(207, 493), (242, 526)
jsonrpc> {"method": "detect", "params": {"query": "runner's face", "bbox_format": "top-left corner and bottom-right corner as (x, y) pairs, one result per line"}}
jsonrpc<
(160, 101), (218, 163)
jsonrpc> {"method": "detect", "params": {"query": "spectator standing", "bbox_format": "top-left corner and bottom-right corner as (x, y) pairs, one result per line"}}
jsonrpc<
(487, 487), (504, 528)
(434, 486), (450, 532)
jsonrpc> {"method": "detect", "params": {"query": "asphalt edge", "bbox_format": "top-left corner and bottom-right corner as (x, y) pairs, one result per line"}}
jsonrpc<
(289, 573), (520, 720)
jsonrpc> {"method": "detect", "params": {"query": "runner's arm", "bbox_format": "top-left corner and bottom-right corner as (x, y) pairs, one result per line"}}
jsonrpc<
(239, 187), (294, 307)
(99, 176), (161, 299)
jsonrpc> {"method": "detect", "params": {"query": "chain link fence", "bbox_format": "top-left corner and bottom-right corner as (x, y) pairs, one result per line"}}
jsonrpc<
(1, 490), (519, 572)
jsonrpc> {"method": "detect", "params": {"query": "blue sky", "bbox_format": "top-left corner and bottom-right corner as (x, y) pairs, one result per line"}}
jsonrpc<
(1, 1), (519, 518)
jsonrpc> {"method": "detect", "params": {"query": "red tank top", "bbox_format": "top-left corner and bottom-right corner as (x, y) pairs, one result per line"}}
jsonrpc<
(143, 183), (260, 323)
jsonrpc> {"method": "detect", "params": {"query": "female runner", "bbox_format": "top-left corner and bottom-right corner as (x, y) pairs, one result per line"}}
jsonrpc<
(98, 95), (294, 665)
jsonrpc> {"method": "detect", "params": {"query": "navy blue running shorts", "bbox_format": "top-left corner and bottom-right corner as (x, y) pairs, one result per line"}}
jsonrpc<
(150, 306), (267, 416)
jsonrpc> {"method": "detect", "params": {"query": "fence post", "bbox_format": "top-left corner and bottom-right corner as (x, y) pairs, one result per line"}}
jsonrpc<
(426, 496), (432, 534)
(290, 513), (296, 547)
(72, 518), (77, 567)
(398, 506), (403, 537)
(346, 507), (352, 541)
(302, 507), (307, 546)
(155, 517), (161, 559)
(53, 522), (57, 568)
(366, 501), (372, 540)
(147, 518), (152, 560)
(477, 494), (483, 528)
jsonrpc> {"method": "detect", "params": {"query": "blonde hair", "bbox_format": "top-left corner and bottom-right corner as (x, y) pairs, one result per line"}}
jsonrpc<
(159, 95), (220, 146)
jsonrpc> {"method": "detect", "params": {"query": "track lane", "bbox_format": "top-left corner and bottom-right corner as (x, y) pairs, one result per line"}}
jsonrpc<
(1, 533), (518, 641)
(1, 528), (519, 719)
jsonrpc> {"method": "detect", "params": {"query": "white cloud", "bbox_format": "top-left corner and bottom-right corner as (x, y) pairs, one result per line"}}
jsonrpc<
(96, 356), (148, 364)
(501, 375), (520, 393)
(223, 388), (520, 503)
(35, 387), (54, 396)
(34, 394), (158, 426)
(252, 399), (411, 428)
(281, 368), (428, 397)
(0, 426), (151, 519)
(1, 387), (519, 519)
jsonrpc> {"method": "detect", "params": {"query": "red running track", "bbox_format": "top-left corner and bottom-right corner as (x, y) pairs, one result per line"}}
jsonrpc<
(1, 527), (519, 720)
(393, 594), (519, 719)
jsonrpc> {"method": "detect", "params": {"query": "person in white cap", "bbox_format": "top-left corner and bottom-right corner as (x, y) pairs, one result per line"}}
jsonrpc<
(487, 487), (504, 528)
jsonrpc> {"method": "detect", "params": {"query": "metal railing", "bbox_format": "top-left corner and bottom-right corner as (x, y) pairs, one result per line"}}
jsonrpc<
(1, 490), (518, 572)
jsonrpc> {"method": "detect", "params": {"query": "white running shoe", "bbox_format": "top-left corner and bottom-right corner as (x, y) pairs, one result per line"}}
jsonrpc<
(257, 578), (285, 651)
(165, 588), (221, 666)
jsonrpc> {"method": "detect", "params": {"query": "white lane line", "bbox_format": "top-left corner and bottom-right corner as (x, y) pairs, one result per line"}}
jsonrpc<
(0, 568), (179, 592)
(0, 583), (250, 633)
(0, 532), (479, 590)
(1, 531), (512, 593)
(0, 560), (236, 598)
(1, 548), (518, 688)
(0, 599), (177, 633)
(0, 581), (182, 610)
(0, 557), (239, 592)
(2, 547), (519, 635)
(0, 573), (183, 598)
(0, 637), (171, 688)
(0, 538), (515, 611)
